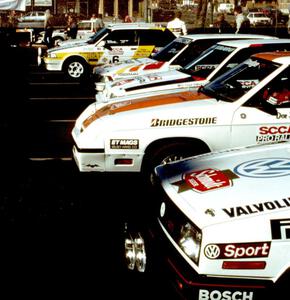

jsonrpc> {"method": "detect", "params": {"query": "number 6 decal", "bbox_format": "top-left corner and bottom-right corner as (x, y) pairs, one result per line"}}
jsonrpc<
(112, 56), (119, 63)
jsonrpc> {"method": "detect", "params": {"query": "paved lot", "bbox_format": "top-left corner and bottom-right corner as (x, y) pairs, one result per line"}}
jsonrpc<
(0, 40), (171, 298)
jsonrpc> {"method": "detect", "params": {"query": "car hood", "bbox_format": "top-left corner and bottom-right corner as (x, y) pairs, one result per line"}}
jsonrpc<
(55, 39), (89, 49)
(108, 69), (190, 90)
(81, 89), (214, 129)
(94, 57), (156, 75)
(155, 142), (290, 229)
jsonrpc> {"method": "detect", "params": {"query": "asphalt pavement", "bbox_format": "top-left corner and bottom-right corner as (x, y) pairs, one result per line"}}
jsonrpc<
(0, 37), (171, 299)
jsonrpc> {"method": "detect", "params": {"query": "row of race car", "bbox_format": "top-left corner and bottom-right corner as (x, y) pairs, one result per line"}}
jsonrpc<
(39, 28), (290, 298)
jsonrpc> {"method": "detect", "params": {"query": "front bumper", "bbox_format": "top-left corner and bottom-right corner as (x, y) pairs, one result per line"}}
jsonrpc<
(43, 57), (63, 71)
(72, 145), (143, 172)
(146, 220), (275, 300)
(73, 145), (106, 172)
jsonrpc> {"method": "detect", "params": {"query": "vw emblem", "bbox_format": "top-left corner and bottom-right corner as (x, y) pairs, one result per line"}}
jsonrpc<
(204, 244), (220, 259)
(234, 158), (290, 178)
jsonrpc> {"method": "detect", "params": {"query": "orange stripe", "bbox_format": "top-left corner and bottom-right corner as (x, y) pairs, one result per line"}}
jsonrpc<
(254, 51), (290, 61)
(83, 91), (209, 129)
(129, 65), (142, 72)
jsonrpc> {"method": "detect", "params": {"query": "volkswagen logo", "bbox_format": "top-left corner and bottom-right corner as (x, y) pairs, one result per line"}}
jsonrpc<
(204, 244), (220, 259)
(234, 158), (290, 178)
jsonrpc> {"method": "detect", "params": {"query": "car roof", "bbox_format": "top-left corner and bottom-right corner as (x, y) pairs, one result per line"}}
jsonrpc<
(253, 51), (290, 63)
(106, 23), (169, 30)
(182, 33), (277, 40)
(217, 38), (290, 47)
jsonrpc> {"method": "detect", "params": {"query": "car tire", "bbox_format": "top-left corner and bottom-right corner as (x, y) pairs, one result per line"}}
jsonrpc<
(143, 141), (208, 186)
(63, 57), (88, 80)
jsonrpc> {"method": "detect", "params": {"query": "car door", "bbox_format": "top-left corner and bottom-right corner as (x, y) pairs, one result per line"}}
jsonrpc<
(231, 66), (290, 147)
(98, 29), (139, 65)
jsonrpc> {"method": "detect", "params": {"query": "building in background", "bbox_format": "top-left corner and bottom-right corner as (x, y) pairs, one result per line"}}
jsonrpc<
(25, 0), (148, 20)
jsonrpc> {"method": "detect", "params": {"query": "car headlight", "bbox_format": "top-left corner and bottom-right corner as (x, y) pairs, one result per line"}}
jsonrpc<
(178, 222), (202, 264)
(95, 82), (106, 92)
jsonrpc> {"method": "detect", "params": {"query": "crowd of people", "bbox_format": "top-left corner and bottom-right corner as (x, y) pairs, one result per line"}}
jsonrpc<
(1, 5), (288, 49)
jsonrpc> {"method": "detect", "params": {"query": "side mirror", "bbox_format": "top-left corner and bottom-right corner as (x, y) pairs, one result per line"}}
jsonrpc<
(262, 100), (278, 116)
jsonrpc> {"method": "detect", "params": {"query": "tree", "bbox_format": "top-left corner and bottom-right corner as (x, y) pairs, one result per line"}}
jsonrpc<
(194, 0), (208, 28)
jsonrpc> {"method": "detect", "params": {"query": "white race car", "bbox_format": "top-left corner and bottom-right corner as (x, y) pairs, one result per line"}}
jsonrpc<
(93, 33), (275, 83)
(72, 51), (290, 178)
(96, 38), (290, 101)
(124, 140), (290, 298)
(42, 23), (175, 80)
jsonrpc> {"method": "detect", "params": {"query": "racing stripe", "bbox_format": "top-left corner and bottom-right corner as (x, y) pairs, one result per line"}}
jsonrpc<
(115, 65), (142, 75)
(82, 91), (210, 128)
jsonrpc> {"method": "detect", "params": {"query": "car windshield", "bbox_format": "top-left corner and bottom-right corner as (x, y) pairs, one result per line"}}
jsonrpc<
(87, 27), (109, 44)
(181, 44), (236, 79)
(151, 37), (191, 62)
(201, 57), (279, 102)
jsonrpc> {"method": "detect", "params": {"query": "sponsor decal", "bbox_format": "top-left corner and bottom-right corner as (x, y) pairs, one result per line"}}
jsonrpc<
(112, 79), (135, 87)
(110, 139), (139, 149)
(256, 126), (290, 143)
(222, 197), (290, 218)
(195, 64), (218, 71)
(151, 117), (217, 127)
(204, 242), (271, 259)
(237, 79), (259, 89)
(148, 75), (162, 81)
(215, 45), (234, 52)
(110, 48), (124, 55)
(234, 158), (290, 178)
(276, 112), (289, 119)
(198, 289), (253, 300)
(271, 218), (290, 239)
(172, 169), (238, 193)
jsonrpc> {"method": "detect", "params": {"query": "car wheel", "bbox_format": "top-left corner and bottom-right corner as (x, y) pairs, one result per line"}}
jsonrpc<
(63, 57), (88, 80)
(143, 141), (208, 186)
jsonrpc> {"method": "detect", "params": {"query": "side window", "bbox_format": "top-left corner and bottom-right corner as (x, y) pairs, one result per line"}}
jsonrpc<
(138, 29), (174, 47)
(172, 40), (217, 66)
(246, 67), (290, 109)
(213, 48), (256, 80)
(213, 44), (290, 80)
(261, 68), (290, 108)
(105, 30), (137, 46)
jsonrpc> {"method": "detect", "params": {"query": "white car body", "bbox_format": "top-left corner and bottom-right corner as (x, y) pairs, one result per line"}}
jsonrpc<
(217, 3), (235, 14)
(151, 140), (290, 298)
(18, 11), (46, 22)
(247, 12), (272, 26)
(72, 51), (290, 174)
(93, 34), (275, 83)
(97, 38), (290, 101)
(43, 23), (175, 80)
(37, 19), (101, 46)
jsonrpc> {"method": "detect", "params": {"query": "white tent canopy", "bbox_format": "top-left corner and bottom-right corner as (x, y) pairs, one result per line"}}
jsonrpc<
(0, 0), (26, 11)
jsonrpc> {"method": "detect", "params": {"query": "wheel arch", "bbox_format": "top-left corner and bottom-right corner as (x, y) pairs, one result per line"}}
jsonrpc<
(62, 54), (89, 69)
(142, 137), (211, 170)
(144, 137), (210, 156)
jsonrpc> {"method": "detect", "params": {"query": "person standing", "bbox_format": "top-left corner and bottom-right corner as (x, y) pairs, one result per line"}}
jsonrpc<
(44, 9), (54, 47)
(7, 10), (18, 28)
(213, 13), (232, 33)
(66, 15), (78, 39)
(167, 11), (187, 37)
(234, 5), (249, 34)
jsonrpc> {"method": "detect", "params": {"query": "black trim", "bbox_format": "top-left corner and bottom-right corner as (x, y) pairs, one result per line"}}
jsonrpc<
(74, 144), (104, 153)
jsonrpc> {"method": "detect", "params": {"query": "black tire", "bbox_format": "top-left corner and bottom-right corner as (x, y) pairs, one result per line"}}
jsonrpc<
(63, 57), (88, 80)
(143, 141), (206, 186)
